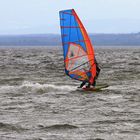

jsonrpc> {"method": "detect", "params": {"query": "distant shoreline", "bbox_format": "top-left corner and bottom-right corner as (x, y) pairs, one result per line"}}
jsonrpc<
(0, 33), (140, 46)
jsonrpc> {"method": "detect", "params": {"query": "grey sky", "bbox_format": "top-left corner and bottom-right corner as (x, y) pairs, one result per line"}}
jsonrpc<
(0, 0), (140, 34)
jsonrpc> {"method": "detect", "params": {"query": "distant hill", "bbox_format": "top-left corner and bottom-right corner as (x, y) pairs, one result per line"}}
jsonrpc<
(0, 33), (140, 46)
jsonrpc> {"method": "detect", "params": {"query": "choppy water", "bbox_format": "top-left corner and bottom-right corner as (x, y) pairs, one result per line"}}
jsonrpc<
(0, 46), (140, 140)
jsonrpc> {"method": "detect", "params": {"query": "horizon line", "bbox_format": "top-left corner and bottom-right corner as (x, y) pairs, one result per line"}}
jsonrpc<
(0, 32), (140, 36)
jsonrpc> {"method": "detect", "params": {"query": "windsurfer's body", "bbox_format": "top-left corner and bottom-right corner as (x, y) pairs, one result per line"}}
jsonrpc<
(78, 59), (100, 88)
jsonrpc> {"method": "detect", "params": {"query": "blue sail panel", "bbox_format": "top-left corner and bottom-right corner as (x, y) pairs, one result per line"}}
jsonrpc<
(59, 9), (87, 59)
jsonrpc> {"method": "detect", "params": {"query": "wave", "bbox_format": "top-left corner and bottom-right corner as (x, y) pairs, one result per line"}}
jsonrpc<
(21, 81), (77, 94)
(38, 123), (78, 130)
(0, 81), (76, 94)
(0, 122), (27, 132)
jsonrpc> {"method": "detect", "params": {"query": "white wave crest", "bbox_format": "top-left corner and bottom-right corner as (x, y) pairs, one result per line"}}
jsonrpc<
(0, 81), (76, 94)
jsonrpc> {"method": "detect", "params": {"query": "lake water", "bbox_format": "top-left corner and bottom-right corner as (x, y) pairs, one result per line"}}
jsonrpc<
(0, 46), (140, 140)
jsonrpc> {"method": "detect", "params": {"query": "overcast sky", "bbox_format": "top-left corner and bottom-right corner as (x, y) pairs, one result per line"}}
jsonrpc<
(0, 0), (140, 35)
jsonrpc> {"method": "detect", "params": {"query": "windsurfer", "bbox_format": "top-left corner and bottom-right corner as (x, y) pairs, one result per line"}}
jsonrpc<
(78, 59), (101, 88)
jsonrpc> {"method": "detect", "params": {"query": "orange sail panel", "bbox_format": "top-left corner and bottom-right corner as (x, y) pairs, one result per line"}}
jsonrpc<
(59, 9), (96, 81)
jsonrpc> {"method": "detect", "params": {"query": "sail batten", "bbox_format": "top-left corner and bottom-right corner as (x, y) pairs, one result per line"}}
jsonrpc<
(59, 9), (96, 81)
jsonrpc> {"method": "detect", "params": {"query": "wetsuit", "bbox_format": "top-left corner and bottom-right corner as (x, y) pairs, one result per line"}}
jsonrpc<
(95, 58), (101, 78)
(79, 80), (87, 88)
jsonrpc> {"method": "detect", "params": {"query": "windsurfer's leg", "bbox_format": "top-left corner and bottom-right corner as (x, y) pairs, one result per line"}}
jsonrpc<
(92, 80), (96, 87)
(79, 81), (86, 88)
(86, 83), (90, 88)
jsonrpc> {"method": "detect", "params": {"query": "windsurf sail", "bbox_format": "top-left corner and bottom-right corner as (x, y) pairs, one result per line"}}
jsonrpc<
(59, 9), (96, 81)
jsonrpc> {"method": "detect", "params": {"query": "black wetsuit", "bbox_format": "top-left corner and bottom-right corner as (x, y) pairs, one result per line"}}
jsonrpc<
(95, 62), (100, 79)
(79, 80), (87, 88)
(79, 78), (96, 88)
